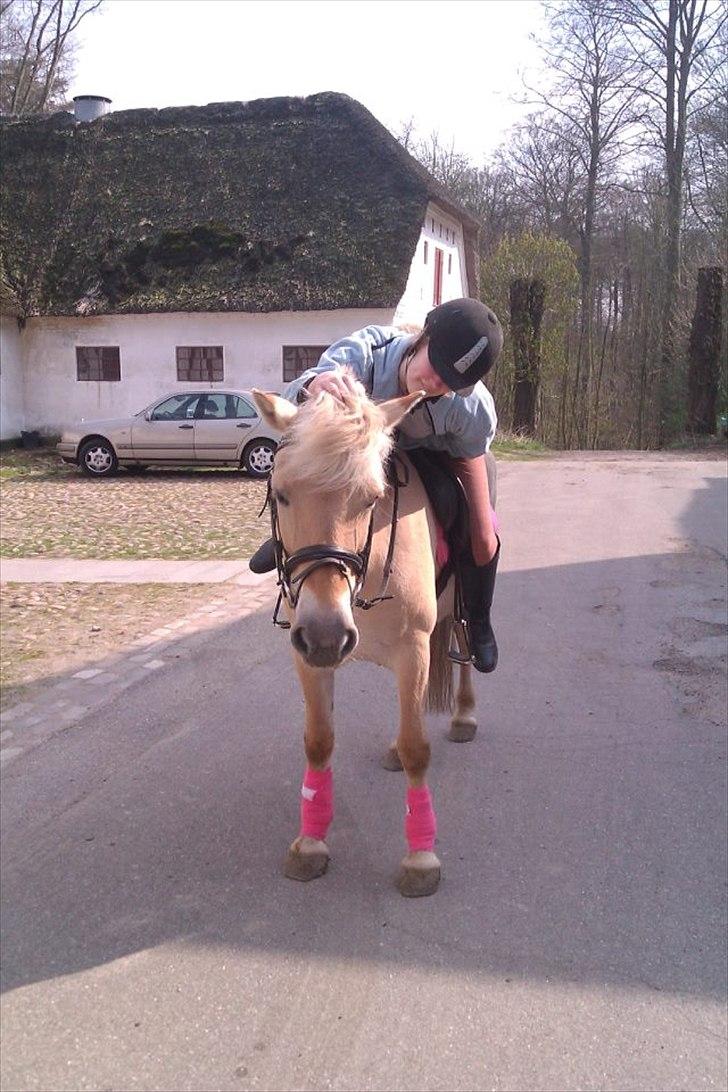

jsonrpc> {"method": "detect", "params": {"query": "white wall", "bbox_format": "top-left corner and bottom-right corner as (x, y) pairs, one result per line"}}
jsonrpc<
(393, 202), (469, 327)
(21, 307), (393, 432)
(0, 311), (25, 440)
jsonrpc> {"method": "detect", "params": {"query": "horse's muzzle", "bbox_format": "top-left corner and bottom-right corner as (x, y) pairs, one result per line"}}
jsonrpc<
(291, 616), (358, 668)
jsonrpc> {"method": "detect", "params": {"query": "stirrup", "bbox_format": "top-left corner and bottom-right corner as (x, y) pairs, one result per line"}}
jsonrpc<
(447, 618), (472, 664)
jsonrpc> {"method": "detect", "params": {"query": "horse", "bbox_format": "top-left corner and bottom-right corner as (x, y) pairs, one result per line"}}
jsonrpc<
(253, 380), (478, 898)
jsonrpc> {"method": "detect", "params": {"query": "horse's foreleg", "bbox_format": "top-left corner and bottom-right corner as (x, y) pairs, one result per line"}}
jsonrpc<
(284, 661), (334, 883)
(394, 635), (441, 897)
(449, 627), (478, 742)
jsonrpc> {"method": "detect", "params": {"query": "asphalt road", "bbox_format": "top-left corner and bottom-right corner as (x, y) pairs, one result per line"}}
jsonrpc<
(2, 453), (726, 1092)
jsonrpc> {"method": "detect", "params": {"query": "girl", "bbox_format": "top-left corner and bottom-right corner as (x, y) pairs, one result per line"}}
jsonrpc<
(251, 297), (503, 672)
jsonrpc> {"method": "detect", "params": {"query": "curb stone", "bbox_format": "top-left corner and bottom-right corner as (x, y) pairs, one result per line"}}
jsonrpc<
(0, 574), (277, 770)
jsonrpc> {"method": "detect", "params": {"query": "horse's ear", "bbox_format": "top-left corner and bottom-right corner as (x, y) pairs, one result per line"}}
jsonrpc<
(252, 390), (298, 432)
(379, 391), (426, 432)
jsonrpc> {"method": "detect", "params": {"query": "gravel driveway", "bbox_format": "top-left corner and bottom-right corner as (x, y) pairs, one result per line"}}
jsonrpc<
(0, 453), (270, 559)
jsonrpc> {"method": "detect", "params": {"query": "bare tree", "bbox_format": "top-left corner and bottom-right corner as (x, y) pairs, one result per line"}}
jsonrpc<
(525, 0), (644, 445)
(0, 0), (103, 116)
(497, 117), (584, 244)
(684, 13), (728, 248)
(616, 0), (727, 441)
(687, 266), (723, 432)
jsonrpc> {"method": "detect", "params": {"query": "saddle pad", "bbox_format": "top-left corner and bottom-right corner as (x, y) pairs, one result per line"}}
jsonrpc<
(435, 519), (450, 569)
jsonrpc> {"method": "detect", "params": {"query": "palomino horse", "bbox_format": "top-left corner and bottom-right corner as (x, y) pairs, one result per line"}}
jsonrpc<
(253, 381), (478, 897)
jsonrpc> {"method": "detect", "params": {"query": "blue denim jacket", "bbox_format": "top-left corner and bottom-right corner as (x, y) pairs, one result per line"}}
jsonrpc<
(284, 325), (497, 459)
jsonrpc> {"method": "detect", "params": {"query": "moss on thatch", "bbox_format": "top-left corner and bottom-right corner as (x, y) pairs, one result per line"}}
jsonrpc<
(0, 92), (479, 318)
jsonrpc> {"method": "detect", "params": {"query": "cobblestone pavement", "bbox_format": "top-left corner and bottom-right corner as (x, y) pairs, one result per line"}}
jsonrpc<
(1, 464), (269, 559)
(0, 572), (277, 770)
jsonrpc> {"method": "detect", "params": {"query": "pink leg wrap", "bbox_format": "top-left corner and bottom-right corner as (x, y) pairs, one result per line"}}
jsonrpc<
(299, 766), (333, 841)
(405, 784), (437, 852)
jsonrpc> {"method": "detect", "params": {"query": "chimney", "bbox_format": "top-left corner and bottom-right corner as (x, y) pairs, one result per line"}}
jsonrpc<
(73, 95), (112, 123)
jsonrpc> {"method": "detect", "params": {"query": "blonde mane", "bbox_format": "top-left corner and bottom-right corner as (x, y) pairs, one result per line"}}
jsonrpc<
(276, 378), (392, 495)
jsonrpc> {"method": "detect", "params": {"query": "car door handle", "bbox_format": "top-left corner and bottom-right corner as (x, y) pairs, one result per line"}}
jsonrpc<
(178, 424), (194, 430)
(236, 422), (253, 428)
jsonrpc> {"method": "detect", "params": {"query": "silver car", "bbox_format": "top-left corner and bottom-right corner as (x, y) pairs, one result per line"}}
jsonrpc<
(57, 389), (281, 479)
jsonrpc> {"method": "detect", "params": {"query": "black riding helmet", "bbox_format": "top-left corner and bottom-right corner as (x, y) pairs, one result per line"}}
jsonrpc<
(424, 297), (503, 396)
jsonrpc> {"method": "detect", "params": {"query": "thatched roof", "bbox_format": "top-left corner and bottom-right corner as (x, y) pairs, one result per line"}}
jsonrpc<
(0, 92), (480, 318)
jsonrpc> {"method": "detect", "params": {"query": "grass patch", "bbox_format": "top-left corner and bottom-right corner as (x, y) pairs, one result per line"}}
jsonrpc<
(492, 433), (548, 459)
(665, 433), (727, 453)
(0, 581), (224, 708)
(0, 445), (71, 479)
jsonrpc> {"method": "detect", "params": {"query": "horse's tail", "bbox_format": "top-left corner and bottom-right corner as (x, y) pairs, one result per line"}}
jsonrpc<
(426, 617), (454, 713)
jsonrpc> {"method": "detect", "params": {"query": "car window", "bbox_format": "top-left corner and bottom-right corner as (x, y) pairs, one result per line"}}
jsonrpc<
(193, 394), (259, 420)
(229, 395), (257, 419)
(196, 393), (229, 420)
(151, 395), (201, 421)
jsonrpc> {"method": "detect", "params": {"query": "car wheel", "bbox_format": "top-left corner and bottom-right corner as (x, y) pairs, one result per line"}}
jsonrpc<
(243, 439), (277, 478)
(78, 439), (118, 477)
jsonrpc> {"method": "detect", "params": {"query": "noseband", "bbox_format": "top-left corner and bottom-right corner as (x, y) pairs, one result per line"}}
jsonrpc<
(265, 456), (405, 630)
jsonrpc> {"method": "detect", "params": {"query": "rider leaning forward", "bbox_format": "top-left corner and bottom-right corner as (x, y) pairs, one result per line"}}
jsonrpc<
(250, 297), (504, 674)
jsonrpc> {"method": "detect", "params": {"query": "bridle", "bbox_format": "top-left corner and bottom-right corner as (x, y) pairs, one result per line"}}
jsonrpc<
(264, 452), (406, 630)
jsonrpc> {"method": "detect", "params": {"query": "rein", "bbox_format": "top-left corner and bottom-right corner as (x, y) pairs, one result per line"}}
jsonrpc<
(265, 453), (408, 630)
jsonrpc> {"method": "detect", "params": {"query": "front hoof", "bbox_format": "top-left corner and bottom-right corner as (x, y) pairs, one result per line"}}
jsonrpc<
(448, 717), (477, 742)
(381, 744), (403, 771)
(284, 836), (329, 882)
(397, 851), (441, 897)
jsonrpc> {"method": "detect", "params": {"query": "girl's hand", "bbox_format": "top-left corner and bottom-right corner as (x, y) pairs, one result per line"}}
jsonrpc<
(307, 370), (360, 403)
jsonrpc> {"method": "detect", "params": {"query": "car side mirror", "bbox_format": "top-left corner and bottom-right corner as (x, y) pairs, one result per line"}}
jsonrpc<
(145, 411), (153, 421)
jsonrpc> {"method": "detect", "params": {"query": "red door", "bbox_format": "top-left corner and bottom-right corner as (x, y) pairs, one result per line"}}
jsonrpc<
(433, 247), (444, 306)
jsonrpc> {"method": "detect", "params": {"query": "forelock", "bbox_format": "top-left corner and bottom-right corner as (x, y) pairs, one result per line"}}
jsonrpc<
(276, 377), (392, 494)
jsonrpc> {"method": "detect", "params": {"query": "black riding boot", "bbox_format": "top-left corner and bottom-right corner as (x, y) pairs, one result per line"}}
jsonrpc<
(249, 537), (276, 574)
(460, 539), (500, 673)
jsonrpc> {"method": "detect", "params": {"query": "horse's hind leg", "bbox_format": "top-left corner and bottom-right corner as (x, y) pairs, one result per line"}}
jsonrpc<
(284, 661), (334, 882)
(449, 627), (477, 742)
(395, 635), (441, 897)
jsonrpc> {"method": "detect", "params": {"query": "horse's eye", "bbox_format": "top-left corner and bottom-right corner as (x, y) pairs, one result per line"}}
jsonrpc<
(275, 491), (289, 507)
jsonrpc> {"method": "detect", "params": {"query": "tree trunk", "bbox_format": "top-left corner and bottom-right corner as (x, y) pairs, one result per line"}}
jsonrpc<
(510, 277), (546, 435)
(687, 267), (723, 434)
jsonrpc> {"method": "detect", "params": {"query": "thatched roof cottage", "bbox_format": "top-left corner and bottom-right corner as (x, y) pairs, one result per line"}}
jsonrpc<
(0, 92), (481, 438)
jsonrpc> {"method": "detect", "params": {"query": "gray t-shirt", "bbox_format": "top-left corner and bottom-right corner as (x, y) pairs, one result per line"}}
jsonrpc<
(284, 325), (497, 459)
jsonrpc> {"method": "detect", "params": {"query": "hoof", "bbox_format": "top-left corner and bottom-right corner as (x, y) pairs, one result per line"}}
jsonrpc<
(397, 851), (441, 898)
(283, 836), (329, 882)
(448, 717), (477, 743)
(381, 744), (403, 771)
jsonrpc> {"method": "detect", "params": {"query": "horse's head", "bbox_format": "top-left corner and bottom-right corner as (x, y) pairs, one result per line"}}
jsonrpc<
(254, 379), (423, 669)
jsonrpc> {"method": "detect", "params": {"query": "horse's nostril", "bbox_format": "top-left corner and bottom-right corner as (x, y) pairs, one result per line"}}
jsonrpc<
(340, 628), (358, 659)
(291, 626), (309, 657)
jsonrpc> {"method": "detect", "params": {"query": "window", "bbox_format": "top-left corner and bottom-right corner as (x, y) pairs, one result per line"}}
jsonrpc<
(230, 395), (257, 418)
(151, 394), (201, 420)
(76, 346), (120, 382)
(433, 248), (444, 306)
(282, 345), (329, 383)
(423, 241), (429, 264)
(448, 253), (452, 275)
(176, 346), (224, 382)
(197, 393), (258, 419)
